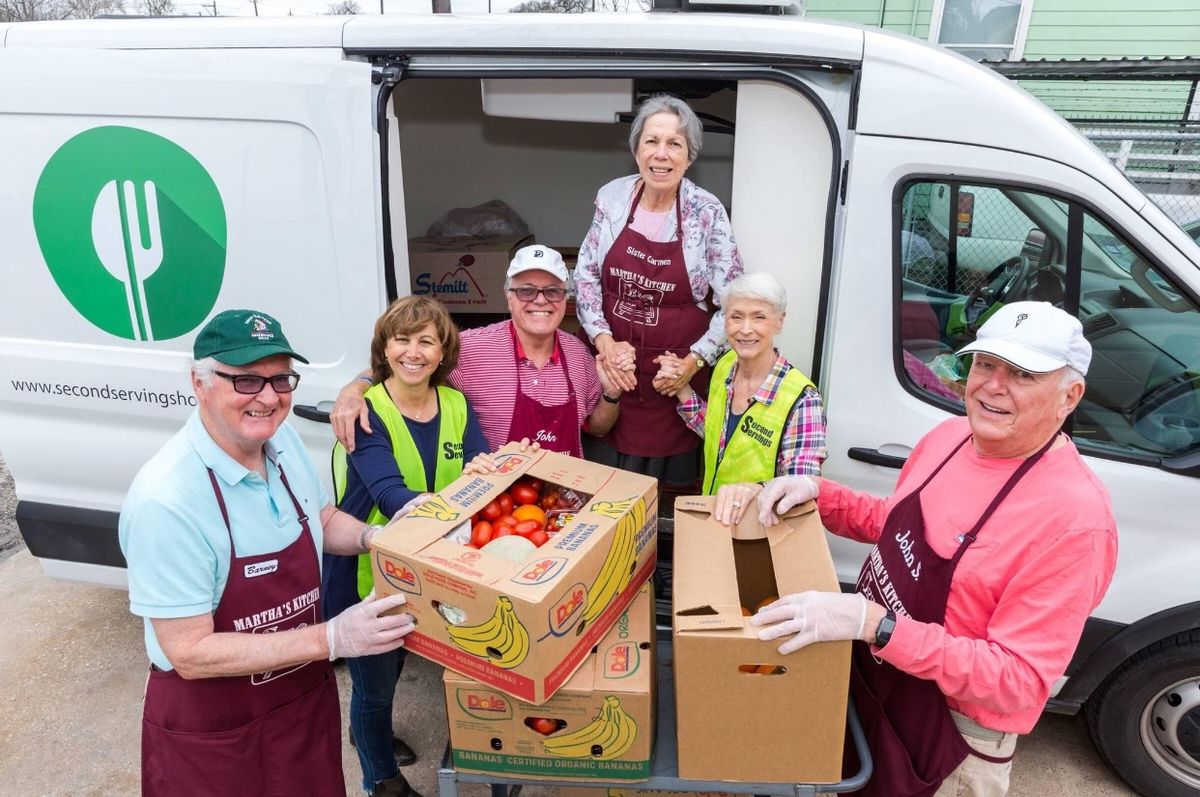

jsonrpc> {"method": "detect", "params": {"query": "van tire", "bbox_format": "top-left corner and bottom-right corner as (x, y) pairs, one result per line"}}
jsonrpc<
(1085, 630), (1200, 797)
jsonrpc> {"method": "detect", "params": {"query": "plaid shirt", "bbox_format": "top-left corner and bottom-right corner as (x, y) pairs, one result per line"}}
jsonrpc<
(677, 351), (826, 477)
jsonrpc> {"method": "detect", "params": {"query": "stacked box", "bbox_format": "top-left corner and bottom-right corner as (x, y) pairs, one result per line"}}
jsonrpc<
(445, 585), (655, 781)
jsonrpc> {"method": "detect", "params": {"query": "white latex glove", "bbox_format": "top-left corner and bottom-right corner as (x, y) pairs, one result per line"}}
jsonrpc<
(750, 591), (869, 654)
(392, 493), (434, 523)
(325, 591), (414, 660)
(757, 475), (821, 527)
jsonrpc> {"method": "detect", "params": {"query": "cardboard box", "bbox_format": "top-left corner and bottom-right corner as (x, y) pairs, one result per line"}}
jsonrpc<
(445, 584), (656, 781)
(370, 443), (658, 704)
(671, 496), (851, 784)
(408, 234), (533, 313)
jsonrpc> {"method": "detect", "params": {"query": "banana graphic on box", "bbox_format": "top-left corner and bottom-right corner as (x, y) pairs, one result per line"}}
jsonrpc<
(445, 596), (530, 669)
(542, 695), (638, 760)
(581, 497), (647, 624)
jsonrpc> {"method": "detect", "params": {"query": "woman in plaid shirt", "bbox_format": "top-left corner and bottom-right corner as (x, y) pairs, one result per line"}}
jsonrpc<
(665, 272), (826, 526)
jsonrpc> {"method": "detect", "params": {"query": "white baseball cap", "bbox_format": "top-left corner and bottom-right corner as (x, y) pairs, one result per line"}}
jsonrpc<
(957, 301), (1091, 376)
(507, 245), (569, 282)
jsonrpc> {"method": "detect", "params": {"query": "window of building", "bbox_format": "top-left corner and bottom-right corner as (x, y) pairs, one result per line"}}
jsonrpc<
(929, 0), (1034, 61)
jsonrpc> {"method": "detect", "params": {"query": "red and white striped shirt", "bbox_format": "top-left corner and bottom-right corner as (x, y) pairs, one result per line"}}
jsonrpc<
(448, 320), (602, 452)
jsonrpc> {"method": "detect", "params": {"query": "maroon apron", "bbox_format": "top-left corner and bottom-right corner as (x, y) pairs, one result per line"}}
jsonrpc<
(506, 324), (584, 457)
(599, 183), (711, 457)
(848, 433), (1055, 797)
(141, 464), (345, 797)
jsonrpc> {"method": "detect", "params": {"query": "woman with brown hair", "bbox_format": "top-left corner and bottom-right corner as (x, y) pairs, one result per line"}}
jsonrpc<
(323, 295), (489, 797)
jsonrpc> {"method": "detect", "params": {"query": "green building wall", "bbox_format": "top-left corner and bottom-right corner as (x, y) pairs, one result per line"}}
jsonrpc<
(805, 0), (1200, 122)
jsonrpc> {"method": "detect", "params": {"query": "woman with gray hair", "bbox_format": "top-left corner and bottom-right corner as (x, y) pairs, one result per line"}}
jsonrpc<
(574, 93), (744, 487)
(671, 272), (826, 526)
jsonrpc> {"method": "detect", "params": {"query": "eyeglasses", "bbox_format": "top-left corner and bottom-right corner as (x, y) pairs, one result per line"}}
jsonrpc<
(508, 285), (568, 303)
(215, 371), (301, 395)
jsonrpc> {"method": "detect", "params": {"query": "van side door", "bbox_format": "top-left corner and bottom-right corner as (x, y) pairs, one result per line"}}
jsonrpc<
(0, 47), (381, 586)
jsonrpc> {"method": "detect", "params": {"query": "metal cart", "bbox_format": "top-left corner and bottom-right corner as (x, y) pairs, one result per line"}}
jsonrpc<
(438, 640), (874, 797)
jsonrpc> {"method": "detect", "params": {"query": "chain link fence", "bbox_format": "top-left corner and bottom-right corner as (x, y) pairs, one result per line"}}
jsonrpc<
(988, 62), (1200, 235)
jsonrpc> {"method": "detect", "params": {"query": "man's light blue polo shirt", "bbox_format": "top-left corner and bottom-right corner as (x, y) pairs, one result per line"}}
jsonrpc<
(118, 411), (330, 671)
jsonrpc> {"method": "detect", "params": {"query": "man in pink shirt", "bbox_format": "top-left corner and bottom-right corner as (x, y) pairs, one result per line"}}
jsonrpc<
(753, 302), (1117, 797)
(333, 245), (622, 456)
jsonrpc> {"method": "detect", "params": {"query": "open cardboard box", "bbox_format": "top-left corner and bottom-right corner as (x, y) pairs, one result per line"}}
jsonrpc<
(370, 443), (657, 704)
(671, 495), (851, 783)
(445, 584), (655, 781)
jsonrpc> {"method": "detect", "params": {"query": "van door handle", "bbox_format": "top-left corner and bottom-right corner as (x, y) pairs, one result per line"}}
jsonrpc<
(848, 447), (907, 469)
(294, 404), (331, 424)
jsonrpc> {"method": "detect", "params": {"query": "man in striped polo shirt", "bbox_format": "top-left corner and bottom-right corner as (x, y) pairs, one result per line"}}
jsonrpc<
(333, 245), (622, 457)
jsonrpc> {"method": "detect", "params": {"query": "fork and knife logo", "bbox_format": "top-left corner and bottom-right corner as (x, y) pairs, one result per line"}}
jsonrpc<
(34, 125), (227, 343)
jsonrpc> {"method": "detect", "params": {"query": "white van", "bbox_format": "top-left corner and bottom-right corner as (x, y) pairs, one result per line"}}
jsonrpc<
(1, 11), (1198, 796)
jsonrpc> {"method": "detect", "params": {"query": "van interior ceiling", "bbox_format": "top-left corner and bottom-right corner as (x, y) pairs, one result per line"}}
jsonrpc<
(388, 75), (833, 375)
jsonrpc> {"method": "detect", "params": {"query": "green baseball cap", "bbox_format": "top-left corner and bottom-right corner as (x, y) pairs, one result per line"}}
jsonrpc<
(193, 309), (309, 366)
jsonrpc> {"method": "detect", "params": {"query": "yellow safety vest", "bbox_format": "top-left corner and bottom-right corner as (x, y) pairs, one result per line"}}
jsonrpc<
(332, 382), (467, 598)
(702, 351), (814, 495)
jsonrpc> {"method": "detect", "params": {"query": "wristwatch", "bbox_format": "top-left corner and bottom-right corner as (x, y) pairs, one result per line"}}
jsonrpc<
(874, 609), (897, 648)
(690, 352), (706, 370)
(602, 392), (621, 404)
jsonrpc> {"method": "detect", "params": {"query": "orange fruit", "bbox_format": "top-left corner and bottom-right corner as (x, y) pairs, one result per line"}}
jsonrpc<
(512, 504), (547, 525)
(740, 606), (753, 617)
(756, 596), (779, 612)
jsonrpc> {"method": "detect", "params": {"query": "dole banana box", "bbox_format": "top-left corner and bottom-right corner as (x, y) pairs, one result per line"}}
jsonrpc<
(444, 584), (655, 781)
(672, 495), (851, 783)
(370, 443), (657, 704)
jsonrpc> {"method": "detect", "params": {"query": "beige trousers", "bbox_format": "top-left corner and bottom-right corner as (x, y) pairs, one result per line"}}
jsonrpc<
(932, 712), (1019, 797)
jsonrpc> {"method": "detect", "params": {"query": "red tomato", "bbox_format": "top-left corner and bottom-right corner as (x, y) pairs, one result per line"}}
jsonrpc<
(529, 717), (559, 736)
(493, 525), (515, 538)
(497, 493), (514, 515)
(539, 493), (558, 510)
(523, 477), (544, 493)
(510, 483), (539, 506)
(527, 530), (549, 547)
(513, 519), (542, 537)
(470, 521), (494, 549)
(495, 514), (517, 529)
(480, 499), (502, 522)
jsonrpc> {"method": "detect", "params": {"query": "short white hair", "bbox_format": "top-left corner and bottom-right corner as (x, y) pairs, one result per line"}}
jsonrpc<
(191, 356), (218, 387)
(628, 94), (703, 166)
(721, 272), (787, 315)
(1060, 366), (1086, 389)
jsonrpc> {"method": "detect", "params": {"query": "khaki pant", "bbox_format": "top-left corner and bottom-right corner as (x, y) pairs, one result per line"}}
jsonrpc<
(932, 712), (1019, 797)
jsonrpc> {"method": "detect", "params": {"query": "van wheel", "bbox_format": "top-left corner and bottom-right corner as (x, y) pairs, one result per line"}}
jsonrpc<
(1085, 631), (1200, 796)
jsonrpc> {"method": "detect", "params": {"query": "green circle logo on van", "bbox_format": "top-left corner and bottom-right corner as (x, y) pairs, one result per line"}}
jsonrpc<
(33, 126), (226, 341)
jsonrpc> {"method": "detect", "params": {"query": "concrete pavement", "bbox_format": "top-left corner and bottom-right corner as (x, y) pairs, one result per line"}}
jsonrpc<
(0, 545), (1136, 797)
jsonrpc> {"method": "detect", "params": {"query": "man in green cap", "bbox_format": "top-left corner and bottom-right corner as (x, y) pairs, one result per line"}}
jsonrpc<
(119, 309), (421, 797)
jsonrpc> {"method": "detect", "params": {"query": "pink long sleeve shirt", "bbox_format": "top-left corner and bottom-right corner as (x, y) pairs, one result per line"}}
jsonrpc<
(819, 416), (1118, 734)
